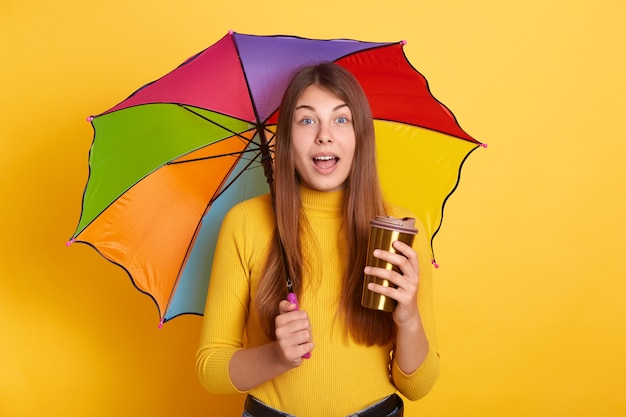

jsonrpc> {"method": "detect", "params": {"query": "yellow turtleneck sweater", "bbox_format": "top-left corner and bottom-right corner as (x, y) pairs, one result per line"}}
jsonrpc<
(196, 187), (439, 416)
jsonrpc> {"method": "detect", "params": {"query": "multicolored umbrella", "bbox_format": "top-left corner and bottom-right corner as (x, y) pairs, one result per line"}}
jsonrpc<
(68, 31), (483, 326)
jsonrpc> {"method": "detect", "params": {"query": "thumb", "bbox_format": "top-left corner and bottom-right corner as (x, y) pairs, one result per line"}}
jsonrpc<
(278, 299), (296, 315)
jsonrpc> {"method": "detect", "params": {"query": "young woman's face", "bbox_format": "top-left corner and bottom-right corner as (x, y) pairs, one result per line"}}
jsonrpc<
(291, 85), (356, 192)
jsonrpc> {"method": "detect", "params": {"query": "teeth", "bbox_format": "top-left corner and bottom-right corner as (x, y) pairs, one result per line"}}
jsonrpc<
(314, 156), (336, 161)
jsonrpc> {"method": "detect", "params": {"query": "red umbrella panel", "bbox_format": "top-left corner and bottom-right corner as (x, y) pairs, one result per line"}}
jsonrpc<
(69, 32), (483, 325)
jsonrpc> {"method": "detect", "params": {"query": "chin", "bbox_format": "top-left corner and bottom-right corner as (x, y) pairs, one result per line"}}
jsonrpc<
(299, 174), (348, 192)
(315, 182), (347, 192)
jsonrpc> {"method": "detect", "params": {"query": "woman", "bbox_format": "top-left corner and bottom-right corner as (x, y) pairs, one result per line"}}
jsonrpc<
(196, 63), (439, 417)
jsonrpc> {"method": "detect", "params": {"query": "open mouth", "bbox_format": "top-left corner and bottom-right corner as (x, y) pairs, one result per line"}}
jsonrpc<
(313, 155), (338, 169)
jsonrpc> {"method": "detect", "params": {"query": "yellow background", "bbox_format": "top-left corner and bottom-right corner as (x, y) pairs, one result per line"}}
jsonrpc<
(2, 0), (625, 416)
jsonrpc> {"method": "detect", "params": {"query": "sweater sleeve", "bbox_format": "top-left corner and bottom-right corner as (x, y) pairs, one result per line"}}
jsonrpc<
(195, 202), (254, 395)
(388, 209), (440, 400)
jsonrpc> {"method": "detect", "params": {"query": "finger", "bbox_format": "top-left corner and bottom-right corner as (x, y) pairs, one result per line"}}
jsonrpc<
(275, 326), (314, 362)
(276, 325), (312, 346)
(365, 260), (418, 301)
(367, 280), (416, 312)
(366, 281), (397, 298)
(275, 302), (312, 331)
(294, 341), (314, 359)
(364, 259), (414, 288)
(392, 240), (419, 269)
(278, 299), (297, 314)
(281, 341), (314, 364)
(369, 248), (418, 281)
(275, 310), (310, 333)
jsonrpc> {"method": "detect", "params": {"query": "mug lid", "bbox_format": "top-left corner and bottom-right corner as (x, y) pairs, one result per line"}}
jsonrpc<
(370, 215), (418, 234)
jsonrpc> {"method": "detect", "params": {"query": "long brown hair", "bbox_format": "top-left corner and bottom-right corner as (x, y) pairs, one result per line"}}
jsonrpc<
(255, 63), (395, 346)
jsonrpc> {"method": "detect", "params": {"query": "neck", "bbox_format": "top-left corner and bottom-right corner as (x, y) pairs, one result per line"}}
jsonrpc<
(299, 185), (344, 218)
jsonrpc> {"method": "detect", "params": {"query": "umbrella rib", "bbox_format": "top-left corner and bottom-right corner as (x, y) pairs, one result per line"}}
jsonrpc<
(168, 112), (276, 163)
(209, 150), (266, 204)
(167, 145), (270, 165)
(178, 103), (259, 144)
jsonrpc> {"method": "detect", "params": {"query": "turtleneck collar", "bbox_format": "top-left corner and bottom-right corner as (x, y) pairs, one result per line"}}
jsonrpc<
(299, 185), (344, 219)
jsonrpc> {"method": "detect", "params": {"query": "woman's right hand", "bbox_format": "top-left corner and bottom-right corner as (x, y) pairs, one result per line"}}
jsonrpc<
(274, 299), (314, 366)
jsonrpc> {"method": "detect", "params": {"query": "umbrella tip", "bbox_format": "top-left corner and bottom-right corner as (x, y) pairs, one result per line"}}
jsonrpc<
(66, 238), (75, 247)
(401, 40), (407, 45)
(431, 259), (440, 268)
(480, 142), (488, 148)
(228, 29), (234, 35)
(86, 116), (94, 122)
(158, 319), (164, 329)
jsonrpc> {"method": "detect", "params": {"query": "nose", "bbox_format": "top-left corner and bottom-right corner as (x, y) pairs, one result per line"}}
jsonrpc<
(316, 136), (332, 144)
(316, 124), (333, 144)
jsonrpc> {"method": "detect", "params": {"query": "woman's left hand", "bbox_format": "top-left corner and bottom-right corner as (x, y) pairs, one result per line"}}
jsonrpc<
(363, 240), (420, 327)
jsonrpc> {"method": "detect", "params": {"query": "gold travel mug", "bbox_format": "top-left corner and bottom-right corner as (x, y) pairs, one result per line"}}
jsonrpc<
(361, 216), (418, 312)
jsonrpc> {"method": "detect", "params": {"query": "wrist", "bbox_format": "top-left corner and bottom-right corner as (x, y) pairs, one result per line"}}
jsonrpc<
(394, 313), (421, 333)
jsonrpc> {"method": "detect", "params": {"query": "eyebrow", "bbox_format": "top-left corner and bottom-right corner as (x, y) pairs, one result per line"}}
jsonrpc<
(294, 103), (349, 112)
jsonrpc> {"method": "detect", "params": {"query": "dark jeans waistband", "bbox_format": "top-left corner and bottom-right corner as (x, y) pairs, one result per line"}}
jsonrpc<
(244, 393), (403, 417)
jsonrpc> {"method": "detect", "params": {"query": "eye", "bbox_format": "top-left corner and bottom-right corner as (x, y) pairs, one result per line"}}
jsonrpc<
(299, 117), (315, 125)
(336, 116), (350, 124)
